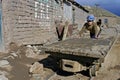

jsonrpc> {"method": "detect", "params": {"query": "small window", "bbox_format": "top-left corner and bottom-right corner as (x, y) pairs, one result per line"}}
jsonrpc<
(104, 19), (108, 24)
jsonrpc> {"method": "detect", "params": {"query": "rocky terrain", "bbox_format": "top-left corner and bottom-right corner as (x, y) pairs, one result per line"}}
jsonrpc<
(0, 25), (120, 80)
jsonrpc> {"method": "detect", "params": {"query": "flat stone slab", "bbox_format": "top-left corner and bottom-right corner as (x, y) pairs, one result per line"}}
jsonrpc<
(43, 38), (113, 58)
(43, 28), (118, 58)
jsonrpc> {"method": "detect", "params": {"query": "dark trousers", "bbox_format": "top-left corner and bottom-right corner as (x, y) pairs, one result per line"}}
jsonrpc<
(90, 33), (95, 38)
(90, 29), (101, 38)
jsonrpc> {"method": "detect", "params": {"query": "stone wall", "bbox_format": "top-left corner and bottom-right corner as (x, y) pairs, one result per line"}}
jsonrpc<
(1, 0), (88, 52)
(73, 5), (88, 29)
(2, 0), (62, 52)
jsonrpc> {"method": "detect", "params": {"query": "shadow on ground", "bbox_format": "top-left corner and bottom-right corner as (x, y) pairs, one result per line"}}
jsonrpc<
(39, 55), (90, 77)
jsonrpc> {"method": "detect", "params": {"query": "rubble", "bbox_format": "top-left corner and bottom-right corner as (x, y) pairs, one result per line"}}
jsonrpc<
(10, 53), (18, 57)
(0, 60), (9, 67)
(0, 75), (8, 80)
(29, 62), (44, 74)
(0, 26), (119, 80)
(25, 47), (36, 58)
(0, 71), (9, 80)
(30, 74), (44, 80)
(25, 45), (42, 58)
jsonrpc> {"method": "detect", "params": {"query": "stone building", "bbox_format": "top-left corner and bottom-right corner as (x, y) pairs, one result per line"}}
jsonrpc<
(0, 0), (88, 52)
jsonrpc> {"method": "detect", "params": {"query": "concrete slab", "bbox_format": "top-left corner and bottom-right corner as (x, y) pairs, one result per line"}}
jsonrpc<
(43, 28), (118, 58)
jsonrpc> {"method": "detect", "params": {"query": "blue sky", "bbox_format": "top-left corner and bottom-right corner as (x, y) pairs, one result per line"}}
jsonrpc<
(75, 0), (120, 16)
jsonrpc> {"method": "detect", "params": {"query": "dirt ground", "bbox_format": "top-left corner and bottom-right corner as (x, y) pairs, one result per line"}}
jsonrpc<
(92, 37), (120, 80)
(0, 36), (120, 80)
(43, 36), (120, 80)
